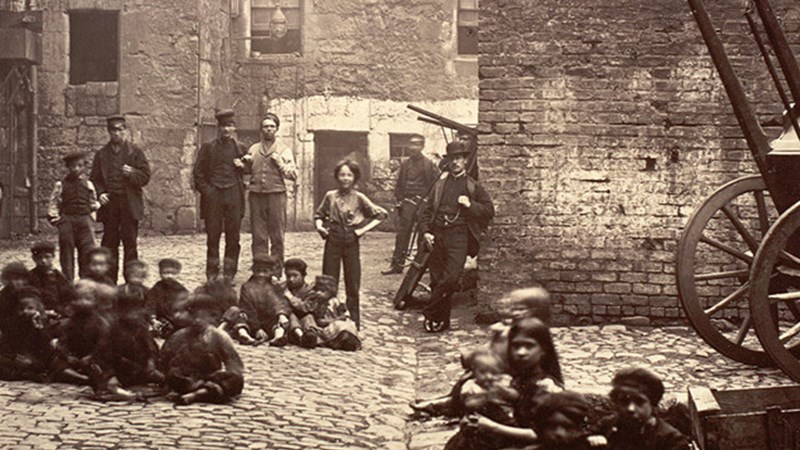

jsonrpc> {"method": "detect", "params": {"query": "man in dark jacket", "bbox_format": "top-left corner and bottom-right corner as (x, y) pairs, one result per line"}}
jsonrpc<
(382, 134), (439, 275)
(90, 115), (151, 283)
(418, 141), (494, 332)
(193, 110), (249, 282)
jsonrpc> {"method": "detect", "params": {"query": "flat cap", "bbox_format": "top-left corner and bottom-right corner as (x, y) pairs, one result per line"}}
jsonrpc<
(62, 151), (88, 165)
(409, 134), (425, 144)
(215, 109), (235, 125)
(106, 114), (126, 126)
(30, 241), (56, 256)
(158, 258), (182, 272)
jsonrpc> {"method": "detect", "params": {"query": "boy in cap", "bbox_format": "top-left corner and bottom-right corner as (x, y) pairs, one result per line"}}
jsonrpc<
(238, 255), (294, 346)
(28, 241), (73, 315)
(246, 113), (297, 271)
(145, 258), (189, 337)
(48, 150), (100, 281)
(90, 114), (151, 283)
(193, 109), (249, 282)
(383, 134), (439, 275)
(596, 367), (688, 450)
(527, 392), (597, 450)
(418, 140), (494, 332)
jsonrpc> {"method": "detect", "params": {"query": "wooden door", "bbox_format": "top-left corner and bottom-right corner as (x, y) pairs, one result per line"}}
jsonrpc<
(313, 131), (370, 207)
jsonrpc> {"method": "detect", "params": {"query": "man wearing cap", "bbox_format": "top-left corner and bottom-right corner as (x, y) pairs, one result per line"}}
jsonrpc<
(50, 150), (100, 280)
(382, 134), (439, 275)
(90, 115), (151, 283)
(193, 110), (249, 281)
(417, 141), (494, 332)
(245, 113), (297, 270)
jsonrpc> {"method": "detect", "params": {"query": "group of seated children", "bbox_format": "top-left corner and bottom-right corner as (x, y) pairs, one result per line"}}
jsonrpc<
(0, 240), (361, 405)
(411, 288), (690, 450)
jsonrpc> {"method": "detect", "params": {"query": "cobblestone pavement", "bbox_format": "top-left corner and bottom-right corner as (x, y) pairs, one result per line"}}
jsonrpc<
(0, 232), (796, 449)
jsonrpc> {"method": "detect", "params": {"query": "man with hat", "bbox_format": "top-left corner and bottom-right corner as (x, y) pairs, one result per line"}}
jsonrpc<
(245, 112), (297, 271)
(417, 140), (494, 332)
(90, 114), (151, 283)
(49, 150), (100, 281)
(382, 134), (439, 275)
(193, 109), (249, 281)
(596, 367), (689, 450)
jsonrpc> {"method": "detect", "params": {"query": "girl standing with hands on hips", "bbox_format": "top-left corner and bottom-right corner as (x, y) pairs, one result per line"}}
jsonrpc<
(314, 160), (387, 330)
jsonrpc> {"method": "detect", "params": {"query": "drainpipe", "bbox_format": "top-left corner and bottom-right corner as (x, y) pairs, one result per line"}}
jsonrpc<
(28, 64), (37, 233)
(195, 12), (203, 230)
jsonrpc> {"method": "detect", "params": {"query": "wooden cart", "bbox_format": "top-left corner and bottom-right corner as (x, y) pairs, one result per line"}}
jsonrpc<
(677, 0), (800, 381)
(690, 385), (800, 449)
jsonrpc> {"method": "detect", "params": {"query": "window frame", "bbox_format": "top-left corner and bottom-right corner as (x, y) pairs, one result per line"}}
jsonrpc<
(456, 0), (479, 57)
(249, 0), (303, 57)
(389, 133), (420, 160)
(68, 9), (120, 85)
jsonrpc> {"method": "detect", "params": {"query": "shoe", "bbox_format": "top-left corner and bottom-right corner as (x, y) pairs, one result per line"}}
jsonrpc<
(423, 319), (434, 332)
(301, 331), (317, 349)
(269, 334), (288, 347)
(425, 319), (450, 333)
(381, 266), (404, 275)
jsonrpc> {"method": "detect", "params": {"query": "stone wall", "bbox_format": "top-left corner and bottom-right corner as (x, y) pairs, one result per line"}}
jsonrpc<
(477, 0), (800, 324)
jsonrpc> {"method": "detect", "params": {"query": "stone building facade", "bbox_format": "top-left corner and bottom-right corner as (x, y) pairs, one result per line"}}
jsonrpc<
(477, 0), (800, 324)
(28, 0), (479, 234)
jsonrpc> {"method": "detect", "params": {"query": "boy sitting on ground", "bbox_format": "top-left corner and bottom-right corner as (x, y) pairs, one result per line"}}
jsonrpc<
(28, 241), (74, 316)
(83, 247), (116, 287)
(595, 367), (689, 450)
(118, 260), (149, 310)
(0, 262), (30, 336)
(145, 258), (189, 338)
(238, 256), (296, 347)
(283, 257), (318, 348)
(160, 293), (244, 405)
(305, 275), (361, 351)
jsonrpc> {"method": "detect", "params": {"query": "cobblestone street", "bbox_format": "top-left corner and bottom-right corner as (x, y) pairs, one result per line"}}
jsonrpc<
(0, 232), (795, 449)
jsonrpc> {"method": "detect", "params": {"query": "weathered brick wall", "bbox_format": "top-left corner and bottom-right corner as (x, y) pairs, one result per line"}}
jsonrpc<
(477, 0), (800, 324)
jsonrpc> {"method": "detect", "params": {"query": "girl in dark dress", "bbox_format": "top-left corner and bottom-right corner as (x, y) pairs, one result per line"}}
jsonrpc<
(445, 317), (564, 450)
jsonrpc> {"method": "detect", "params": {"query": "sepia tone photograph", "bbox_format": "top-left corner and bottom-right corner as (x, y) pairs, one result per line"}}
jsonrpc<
(0, 0), (799, 448)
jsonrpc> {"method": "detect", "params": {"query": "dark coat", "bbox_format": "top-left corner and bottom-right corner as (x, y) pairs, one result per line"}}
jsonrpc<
(418, 173), (494, 257)
(239, 275), (292, 334)
(28, 267), (74, 314)
(192, 138), (248, 220)
(598, 415), (689, 450)
(90, 141), (151, 222)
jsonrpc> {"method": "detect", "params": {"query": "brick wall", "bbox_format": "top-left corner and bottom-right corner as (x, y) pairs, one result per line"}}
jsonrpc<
(477, 0), (800, 324)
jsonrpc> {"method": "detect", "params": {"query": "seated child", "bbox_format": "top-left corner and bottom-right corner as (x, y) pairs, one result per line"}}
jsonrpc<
(194, 276), (238, 325)
(283, 257), (318, 348)
(596, 367), (689, 450)
(28, 241), (74, 315)
(306, 274), (361, 351)
(0, 287), (59, 382)
(83, 247), (116, 286)
(145, 258), (189, 337)
(160, 293), (245, 405)
(118, 260), (148, 310)
(526, 392), (596, 450)
(459, 349), (518, 425)
(237, 256), (295, 347)
(0, 262), (30, 335)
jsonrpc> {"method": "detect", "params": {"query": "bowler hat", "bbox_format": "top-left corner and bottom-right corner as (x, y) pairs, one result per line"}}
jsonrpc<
(215, 109), (236, 125)
(445, 141), (470, 157)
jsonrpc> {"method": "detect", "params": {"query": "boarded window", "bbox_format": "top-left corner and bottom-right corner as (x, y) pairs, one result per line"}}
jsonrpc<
(457, 0), (478, 56)
(390, 134), (418, 160)
(251, 0), (302, 55)
(69, 10), (119, 85)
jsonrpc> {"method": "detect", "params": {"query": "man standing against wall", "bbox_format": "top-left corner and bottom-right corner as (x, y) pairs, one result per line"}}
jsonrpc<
(418, 141), (493, 332)
(90, 115), (151, 282)
(382, 134), (439, 275)
(247, 113), (297, 269)
(193, 110), (249, 282)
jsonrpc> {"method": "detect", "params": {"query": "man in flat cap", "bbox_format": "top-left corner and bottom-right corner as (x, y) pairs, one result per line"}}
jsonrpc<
(417, 141), (493, 333)
(89, 115), (151, 283)
(193, 110), (249, 282)
(245, 113), (297, 271)
(383, 134), (439, 275)
(49, 150), (100, 281)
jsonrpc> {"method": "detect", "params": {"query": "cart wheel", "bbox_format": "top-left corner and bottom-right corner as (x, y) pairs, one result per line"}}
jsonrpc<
(677, 175), (776, 366)
(393, 248), (430, 310)
(750, 200), (800, 381)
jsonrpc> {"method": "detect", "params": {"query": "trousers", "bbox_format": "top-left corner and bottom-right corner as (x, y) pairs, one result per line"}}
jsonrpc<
(322, 224), (361, 330)
(205, 186), (243, 280)
(58, 214), (96, 281)
(249, 192), (287, 267)
(423, 225), (469, 322)
(100, 194), (139, 282)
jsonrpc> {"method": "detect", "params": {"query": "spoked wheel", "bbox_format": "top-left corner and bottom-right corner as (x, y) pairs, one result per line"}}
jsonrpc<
(677, 175), (776, 366)
(393, 248), (430, 310)
(750, 200), (800, 381)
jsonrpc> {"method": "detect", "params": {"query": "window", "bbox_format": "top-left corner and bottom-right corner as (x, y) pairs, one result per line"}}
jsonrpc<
(251, 0), (302, 55)
(457, 0), (478, 56)
(389, 134), (418, 160)
(69, 10), (119, 85)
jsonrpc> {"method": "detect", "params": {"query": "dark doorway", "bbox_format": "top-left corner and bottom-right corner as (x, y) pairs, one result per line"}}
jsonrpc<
(314, 131), (370, 207)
